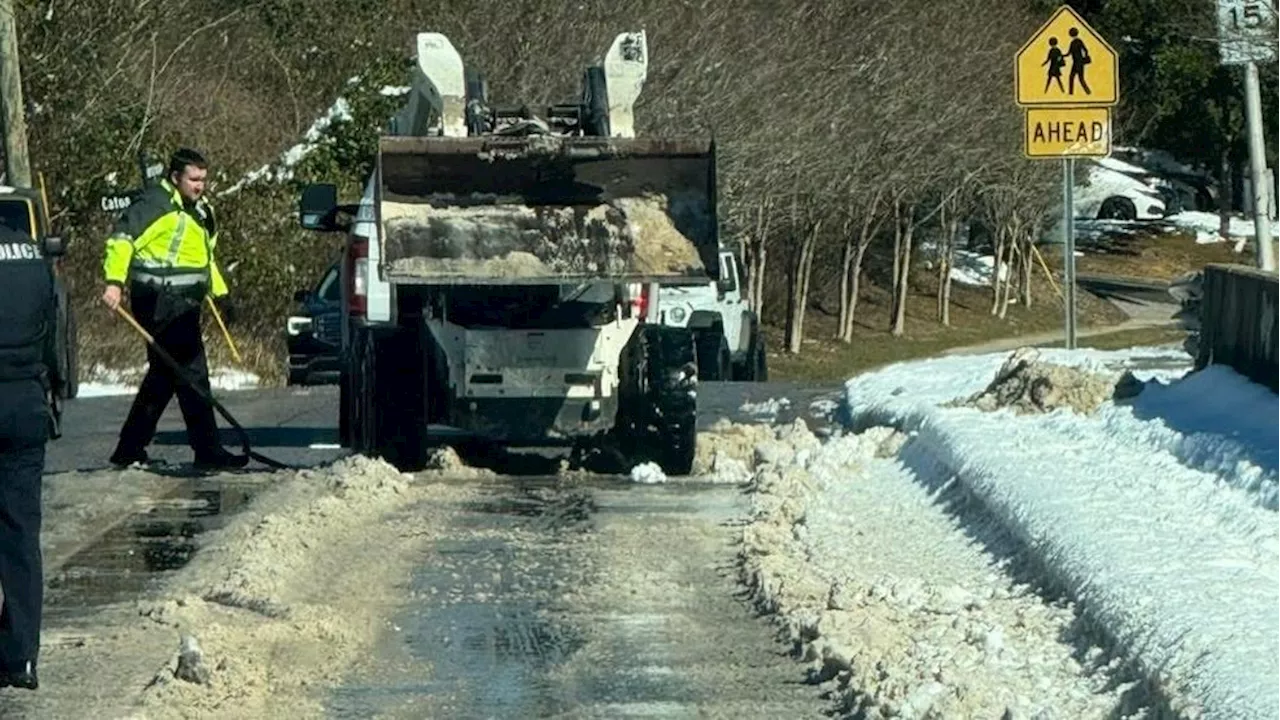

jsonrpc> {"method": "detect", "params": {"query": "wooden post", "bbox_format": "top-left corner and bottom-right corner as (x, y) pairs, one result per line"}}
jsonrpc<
(0, 0), (31, 187)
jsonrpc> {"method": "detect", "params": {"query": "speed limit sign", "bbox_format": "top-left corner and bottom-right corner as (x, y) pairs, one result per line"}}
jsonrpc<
(1217, 0), (1278, 64)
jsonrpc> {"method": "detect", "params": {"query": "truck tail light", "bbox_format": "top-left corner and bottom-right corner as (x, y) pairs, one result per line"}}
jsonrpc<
(629, 283), (653, 321)
(346, 240), (368, 317)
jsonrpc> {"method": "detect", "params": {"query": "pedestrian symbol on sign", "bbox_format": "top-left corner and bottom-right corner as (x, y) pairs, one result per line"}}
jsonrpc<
(1043, 28), (1093, 96)
(1042, 38), (1066, 93)
(1016, 5), (1117, 107)
(1066, 28), (1092, 95)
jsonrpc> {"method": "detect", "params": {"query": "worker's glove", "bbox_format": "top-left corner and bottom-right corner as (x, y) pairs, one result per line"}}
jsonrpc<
(46, 388), (63, 441)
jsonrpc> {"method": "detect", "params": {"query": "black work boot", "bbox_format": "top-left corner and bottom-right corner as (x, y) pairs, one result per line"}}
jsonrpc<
(109, 447), (152, 468)
(192, 448), (249, 471)
(0, 660), (38, 690)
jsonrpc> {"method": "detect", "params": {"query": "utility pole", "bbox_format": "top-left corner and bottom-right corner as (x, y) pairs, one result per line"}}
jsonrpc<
(1216, 0), (1278, 271)
(0, 0), (31, 188)
(1242, 61), (1276, 270)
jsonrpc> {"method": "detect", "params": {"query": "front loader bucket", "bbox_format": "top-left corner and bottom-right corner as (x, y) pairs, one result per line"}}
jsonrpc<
(375, 135), (719, 284)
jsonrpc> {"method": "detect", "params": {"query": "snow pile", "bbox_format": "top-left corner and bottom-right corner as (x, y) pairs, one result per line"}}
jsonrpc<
(739, 396), (791, 418)
(949, 249), (1010, 287)
(1165, 210), (1280, 245)
(191, 455), (412, 618)
(947, 347), (1123, 416)
(135, 454), (444, 714)
(809, 397), (839, 418)
(694, 420), (777, 483)
(79, 364), (260, 398)
(694, 419), (774, 477)
(842, 347), (1280, 719)
(422, 445), (495, 479)
(381, 192), (707, 279)
(737, 420), (1137, 717)
(629, 461), (667, 484)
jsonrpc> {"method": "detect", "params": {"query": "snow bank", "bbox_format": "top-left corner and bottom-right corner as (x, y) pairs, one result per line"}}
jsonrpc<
(79, 364), (260, 398)
(841, 347), (1280, 719)
(1109, 364), (1278, 509)
(1165, 210), (1280, 245)
(736, 420), (1137, 717)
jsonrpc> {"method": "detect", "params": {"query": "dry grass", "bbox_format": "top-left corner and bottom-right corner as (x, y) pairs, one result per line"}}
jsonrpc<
(767, 273), (1127, 382)
(1044, 230), (1245, 280)
(1034, 325), (1190, 352)
(79, 310), (285, 386)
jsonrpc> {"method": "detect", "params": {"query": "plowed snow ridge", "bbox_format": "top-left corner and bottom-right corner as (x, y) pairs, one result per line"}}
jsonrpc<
(733, 420), (1141, 718)
(842, 346), (1279, 720)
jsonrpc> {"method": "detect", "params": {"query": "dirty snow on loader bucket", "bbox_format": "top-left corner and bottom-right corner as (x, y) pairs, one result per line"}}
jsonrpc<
(374, 135), (719, 285)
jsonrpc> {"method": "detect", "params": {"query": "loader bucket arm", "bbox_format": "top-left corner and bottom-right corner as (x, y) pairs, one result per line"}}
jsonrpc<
(375, 135), (720, 285)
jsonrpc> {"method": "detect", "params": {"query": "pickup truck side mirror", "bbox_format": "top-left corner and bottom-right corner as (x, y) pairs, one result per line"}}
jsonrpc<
(299, 184), (352, 233)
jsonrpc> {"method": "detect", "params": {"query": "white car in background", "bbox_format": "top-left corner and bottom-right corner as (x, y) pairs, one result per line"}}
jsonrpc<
(1076, 157), (1169, 221)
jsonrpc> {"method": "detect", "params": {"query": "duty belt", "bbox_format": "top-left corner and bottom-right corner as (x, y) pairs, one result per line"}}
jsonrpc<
(131, 267), (210, 298)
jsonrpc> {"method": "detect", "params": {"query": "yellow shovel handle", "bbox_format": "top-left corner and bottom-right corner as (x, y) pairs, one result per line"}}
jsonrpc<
(205, 296), (242, 365)
(112, 303), (156, 344)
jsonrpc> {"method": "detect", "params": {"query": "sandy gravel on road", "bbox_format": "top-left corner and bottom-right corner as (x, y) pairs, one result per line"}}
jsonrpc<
(2, 454), (486, 720)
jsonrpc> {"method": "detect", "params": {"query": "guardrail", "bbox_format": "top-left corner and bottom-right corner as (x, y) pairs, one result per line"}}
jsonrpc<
(1195, 263), (1278, 393)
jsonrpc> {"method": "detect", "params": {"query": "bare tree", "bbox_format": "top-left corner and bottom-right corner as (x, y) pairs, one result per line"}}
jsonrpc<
(837, 186), (888, 342)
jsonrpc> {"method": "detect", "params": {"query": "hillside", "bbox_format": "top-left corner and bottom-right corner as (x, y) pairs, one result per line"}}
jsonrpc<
(7, 0), (1275, 384)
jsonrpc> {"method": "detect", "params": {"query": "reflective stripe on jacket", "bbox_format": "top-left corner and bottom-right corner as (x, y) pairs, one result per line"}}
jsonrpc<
(102, 179), (229, 298)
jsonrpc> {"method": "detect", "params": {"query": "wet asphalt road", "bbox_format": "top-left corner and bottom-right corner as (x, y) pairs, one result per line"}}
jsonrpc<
(21, 380), (844, 717)
(45, 381), (843, 477)
(325, 480), (829, 719)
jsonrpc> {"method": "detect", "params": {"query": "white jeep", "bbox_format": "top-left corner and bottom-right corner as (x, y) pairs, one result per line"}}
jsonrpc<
(657, 249), (767, 381)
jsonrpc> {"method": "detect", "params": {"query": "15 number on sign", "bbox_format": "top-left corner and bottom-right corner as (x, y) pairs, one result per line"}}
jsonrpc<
(1229, 1), (1265, 28)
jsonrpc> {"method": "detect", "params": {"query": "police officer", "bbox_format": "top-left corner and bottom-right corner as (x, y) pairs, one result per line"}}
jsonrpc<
(0, 219), (64, 691)
(101, 147), (247, 470)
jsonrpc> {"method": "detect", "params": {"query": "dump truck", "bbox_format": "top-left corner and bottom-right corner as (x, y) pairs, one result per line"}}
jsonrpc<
(297, 30), (719, 474)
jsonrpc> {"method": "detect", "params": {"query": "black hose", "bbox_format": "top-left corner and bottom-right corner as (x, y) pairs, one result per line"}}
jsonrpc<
(136, 326), (299, 471)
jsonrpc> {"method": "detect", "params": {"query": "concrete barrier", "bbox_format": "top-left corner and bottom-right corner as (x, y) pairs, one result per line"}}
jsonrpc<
(1195, 263), (1278, 393)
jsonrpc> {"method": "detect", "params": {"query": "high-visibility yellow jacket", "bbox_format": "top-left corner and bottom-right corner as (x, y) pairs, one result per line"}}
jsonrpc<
(102, 179), (229, 298)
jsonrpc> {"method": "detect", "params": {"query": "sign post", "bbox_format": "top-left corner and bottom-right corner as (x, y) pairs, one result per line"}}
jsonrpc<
(1015, 4), (1119, 349)
(1216, 0), (1278, 272)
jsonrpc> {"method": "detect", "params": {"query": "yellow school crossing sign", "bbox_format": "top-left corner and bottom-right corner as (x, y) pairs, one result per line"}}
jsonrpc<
(1016, 4), (1118, 107)
(1016, 5), (1118, 159)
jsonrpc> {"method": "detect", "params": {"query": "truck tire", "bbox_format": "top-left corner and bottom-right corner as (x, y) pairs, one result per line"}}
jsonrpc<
(357, 328), (432, 471)
(732, 322), (768, 382)
(695, 329), (730, 382)
(751, 337), (768, 381)
(617, 325), (697, 476)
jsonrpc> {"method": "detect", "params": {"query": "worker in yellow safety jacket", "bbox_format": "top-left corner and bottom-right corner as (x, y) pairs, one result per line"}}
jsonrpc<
(100, 147), (247, 471)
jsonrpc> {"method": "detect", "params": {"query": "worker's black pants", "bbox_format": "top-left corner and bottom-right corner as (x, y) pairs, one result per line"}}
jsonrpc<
(0, 379), (49, 670)
(114, 283), (221, 459)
